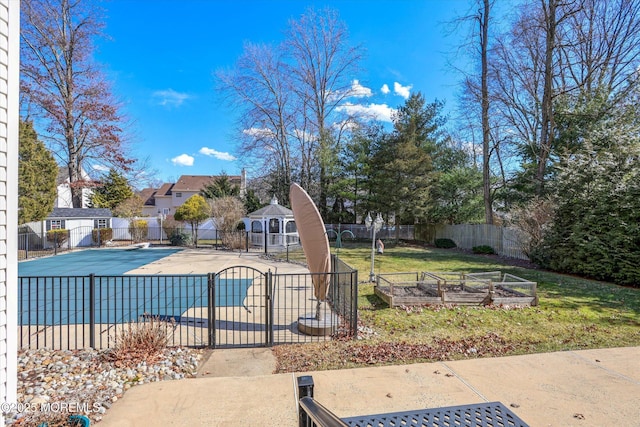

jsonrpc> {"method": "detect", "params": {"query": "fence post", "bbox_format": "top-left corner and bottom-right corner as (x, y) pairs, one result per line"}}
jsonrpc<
(351, 270), (358, 339)
(54, 232), (58, 256)
(266, 270), (273, 346)
(298, 375), (315, 427)
(89, 274), (96, 349)
(207, 273), (215, 349)
(245, 231), (249, 253)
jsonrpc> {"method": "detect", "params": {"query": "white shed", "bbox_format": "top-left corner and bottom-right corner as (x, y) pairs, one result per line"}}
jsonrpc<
(44, 208), (113, 248)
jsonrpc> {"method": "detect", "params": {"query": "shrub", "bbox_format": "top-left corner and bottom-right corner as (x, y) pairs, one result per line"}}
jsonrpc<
(128, 219), (149, 242)
(92, 228), (113, 246)
(47, 229), (69, 248)
(472, 245), (495, 255)
(169, 230), (191, 246)
(220, 230), (245, 250)
(434, 238), (456, 249)
(104, 317), (172, 367)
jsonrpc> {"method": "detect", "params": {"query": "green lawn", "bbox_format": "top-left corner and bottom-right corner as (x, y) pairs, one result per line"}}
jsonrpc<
(272, 241), (640, 373)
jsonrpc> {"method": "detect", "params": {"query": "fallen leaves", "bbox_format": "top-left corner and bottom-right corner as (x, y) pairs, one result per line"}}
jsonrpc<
(272, 332), (518, 373)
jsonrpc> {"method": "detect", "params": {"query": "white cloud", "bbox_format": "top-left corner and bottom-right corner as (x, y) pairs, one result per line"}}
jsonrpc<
(349, 80), (372, 98)
(199, 147), (236, 161)
(381, 84), (390, 94)
(152, 89), (190, 107)
(171, 154), (194, 166)
(393, 82), (412, 99)
(336, 102), (395, 123)
(243, 127), (276, 139)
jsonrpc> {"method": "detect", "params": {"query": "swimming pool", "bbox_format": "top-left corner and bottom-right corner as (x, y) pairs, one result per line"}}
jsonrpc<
(18, 249), (254, 325)
(18, 248), (182, 276)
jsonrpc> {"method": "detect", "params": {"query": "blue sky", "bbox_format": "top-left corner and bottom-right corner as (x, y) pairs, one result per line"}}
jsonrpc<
(96, 0), (475, 186)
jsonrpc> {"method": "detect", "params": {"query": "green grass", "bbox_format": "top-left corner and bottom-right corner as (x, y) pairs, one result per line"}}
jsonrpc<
(272, 241), (640, 372)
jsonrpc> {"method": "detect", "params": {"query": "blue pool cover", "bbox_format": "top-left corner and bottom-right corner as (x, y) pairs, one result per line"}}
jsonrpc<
(18, 248), (183, 276)
(18, 249), (254, 325)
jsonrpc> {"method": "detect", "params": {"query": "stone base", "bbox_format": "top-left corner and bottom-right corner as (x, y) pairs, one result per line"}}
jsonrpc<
(297, 312), (339, 336)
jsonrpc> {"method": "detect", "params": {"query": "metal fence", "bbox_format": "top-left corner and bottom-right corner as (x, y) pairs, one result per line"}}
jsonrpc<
(18, 257), (358, 350)
(324, 224), (415, 241)
(18, 226), (251, 260)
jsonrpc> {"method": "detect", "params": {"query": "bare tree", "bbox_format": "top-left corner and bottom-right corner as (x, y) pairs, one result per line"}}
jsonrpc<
(490, 0), (640, 197)
(20, 0), (133, 208)
(285, 7), (363, 217)
(209, 196), (246, 249)
(450, 0), (499, 223)
(479, 0), (493, 223)
(218, 8), (364, 215)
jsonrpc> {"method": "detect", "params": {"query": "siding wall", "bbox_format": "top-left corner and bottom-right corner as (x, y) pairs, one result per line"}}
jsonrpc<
(0, 0), (19, 422)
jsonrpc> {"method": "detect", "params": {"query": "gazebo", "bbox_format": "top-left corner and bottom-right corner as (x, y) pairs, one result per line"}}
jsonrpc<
(246, 196), (299, 249)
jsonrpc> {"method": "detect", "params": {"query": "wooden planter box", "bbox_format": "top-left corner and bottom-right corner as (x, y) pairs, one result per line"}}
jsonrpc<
(374, 271), (537, 307)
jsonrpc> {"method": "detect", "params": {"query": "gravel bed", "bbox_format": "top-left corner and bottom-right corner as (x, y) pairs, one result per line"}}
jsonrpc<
(4, 347), (202, 426)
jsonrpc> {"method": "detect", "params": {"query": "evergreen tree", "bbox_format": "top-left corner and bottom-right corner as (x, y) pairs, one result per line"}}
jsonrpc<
(242, 188), (262, 214)
(90, 169), (133, 211)
(201, 173), (240, 199)
(533, 119), (640, 286)
(18, 120), (58, 224)
(371, 93), (447, 225)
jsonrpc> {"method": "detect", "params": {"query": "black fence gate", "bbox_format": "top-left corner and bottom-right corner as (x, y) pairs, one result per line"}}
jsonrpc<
(209, 266), (272, 348)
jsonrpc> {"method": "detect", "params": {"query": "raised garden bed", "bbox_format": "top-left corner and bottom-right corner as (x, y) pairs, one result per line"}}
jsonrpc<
(374, 271), (537, 307)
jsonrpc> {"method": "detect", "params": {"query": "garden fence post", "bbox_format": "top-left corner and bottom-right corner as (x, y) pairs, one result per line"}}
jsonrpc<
(207, 273), (215, 348)
(266, 270), (273, 346)
(89, 274), (96, 349)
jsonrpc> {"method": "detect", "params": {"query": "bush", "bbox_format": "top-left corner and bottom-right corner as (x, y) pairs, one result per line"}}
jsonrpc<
(220, 230), (245, 250)
(434, 238), (456, 249)
(104, 317), (172, 367)
(92, 228), (113, 246)
(169, 230), (191, 246)
(47, 229), (69, 248)
(472, 245), (495, 255)
(129, 219), (149, 242)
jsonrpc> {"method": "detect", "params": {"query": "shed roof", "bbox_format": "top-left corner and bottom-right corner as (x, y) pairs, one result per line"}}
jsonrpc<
(48, 208), (112, 219)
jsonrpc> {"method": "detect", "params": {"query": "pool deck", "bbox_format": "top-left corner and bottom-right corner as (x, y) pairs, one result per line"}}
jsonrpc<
(123, 248), (308, 275)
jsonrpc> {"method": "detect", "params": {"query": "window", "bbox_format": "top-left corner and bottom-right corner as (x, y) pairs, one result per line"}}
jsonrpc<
(285, 221), (297, 233)
(94, 219), (108, 229)
(269, 218), (279, 233)
(251, 221), (263, 233)
(175, 192), (182, 198)
(50, 220), (62, 230)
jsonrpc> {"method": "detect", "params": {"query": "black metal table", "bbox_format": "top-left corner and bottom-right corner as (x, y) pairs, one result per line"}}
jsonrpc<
(341, 401), (529, 427)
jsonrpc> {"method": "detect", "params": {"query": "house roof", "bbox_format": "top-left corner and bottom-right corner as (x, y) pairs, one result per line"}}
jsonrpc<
(248, 196), (293, 217)
(48, 208), (112, 219)
(155, 183), (174, 197)
(173, 175), (241, 192)
(138, 187), (156, 206)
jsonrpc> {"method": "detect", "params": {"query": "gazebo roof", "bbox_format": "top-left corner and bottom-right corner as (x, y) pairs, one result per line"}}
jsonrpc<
(248, 196), (293, 218)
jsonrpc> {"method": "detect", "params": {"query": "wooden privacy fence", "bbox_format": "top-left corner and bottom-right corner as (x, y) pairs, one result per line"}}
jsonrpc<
(417, 224), (529, 260)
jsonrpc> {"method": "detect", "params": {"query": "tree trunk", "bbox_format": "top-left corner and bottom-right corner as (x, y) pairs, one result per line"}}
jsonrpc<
(480, 0), (493, 224)
(537, 0), (557, 196)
